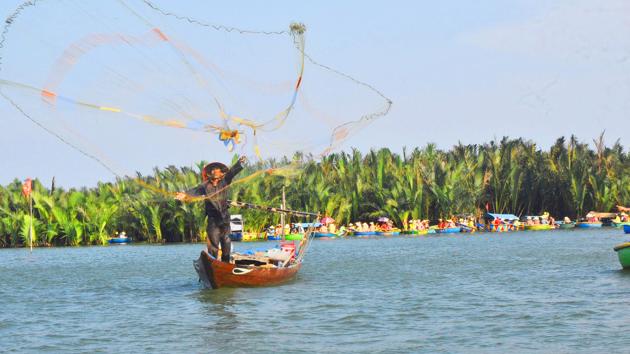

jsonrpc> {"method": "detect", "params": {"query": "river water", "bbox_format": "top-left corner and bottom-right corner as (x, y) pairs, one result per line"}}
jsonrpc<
(2, 228), (630, 353)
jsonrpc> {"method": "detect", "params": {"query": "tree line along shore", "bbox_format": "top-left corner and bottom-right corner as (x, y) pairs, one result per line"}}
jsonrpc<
(1, 135), (628, 247)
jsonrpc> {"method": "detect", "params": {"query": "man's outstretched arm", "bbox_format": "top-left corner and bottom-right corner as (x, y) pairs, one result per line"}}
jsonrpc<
(175, 184), (205, 201)
(225, 156), (246, 184)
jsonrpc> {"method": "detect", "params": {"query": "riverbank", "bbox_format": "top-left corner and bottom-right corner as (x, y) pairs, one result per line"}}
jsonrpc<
(3, 221), (628, 249)
(2, 137), (629, 248)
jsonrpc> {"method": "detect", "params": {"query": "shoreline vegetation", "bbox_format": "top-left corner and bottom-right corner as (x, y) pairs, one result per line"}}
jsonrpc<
(1, 135), (629, 248)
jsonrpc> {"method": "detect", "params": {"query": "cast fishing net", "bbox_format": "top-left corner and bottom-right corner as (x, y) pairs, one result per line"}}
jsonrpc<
(0, 0), (391, 191)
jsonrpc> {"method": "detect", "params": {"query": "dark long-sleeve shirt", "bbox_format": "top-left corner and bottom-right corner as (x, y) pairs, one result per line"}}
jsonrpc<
(186, 161), (243, 221)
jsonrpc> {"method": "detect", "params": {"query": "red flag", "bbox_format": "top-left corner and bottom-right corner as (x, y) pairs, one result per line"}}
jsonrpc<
(22, 178), (32, 198)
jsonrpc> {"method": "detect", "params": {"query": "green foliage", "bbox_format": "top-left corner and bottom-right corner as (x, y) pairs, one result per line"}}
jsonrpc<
(1, 135), (629, 247)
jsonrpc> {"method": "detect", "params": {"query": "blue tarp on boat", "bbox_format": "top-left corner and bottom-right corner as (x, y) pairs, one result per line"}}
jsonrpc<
(485, 213), (519, 221)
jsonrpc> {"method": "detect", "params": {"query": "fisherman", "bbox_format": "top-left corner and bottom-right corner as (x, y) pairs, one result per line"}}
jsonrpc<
(175, 156), (246, 262)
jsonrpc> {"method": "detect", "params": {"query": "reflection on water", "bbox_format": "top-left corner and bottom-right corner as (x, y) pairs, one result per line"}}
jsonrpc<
(194, 287), (242, 346)
(614, 268), (630, 277)
(195, 287), (238, 305)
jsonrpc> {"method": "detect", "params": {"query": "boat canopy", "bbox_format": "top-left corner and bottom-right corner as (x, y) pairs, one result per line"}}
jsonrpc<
(485, 213), (519, 221)
(586, 211), (618, 218)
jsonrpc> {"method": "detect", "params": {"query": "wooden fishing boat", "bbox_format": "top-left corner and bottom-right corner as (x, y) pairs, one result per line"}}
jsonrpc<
(108, 237), (130, 244)
(524, 224), (553, 231)
(624, 225), (630, 234)
(576, 221), (603, 229)
(229, 215), (243, 241)
(193, 200), (318, 289)
(614, 242), (630, 269)
(483, 213), (520, 233)
(194, 250), (301, 289)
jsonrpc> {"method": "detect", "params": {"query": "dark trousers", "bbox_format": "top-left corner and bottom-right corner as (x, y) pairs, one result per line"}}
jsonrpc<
(206, 218), (231, 262)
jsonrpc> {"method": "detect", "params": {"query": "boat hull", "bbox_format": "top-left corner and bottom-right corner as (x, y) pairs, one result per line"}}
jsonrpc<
(613, 222), (630, 228)
(435, 227), (461, 234)
(614, 243), (630, 269)
(524, 224), (553, 231)
(108, 238), (130, 244)
(401, 230), (427, 235)
(376, 231), (400, 236)
(285, 233), (304, 241)
(353, 231), (377, 236)
(624, 225), (630, 234)
(194, 251), (301, 289)
(576, 222), (603, 229)
(559, 223), (575, 229)
(484, 225), (515, 232)
(229, 232), (243, 242)
(313, 232), (336, 239)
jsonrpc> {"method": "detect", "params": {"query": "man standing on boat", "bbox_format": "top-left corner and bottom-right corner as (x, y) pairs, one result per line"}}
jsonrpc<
(176, 156), (246, 263)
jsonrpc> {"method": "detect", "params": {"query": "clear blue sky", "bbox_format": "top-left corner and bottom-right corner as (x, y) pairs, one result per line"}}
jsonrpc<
(1, 0), (628, 187)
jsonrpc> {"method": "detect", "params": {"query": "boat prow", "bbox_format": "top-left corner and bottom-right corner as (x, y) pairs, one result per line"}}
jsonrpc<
(194, 251), (301, 289)
(614, 242), (630, 269)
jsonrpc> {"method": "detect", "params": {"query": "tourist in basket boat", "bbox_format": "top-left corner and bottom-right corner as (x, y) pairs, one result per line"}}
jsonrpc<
(175, 156), (246, 262)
